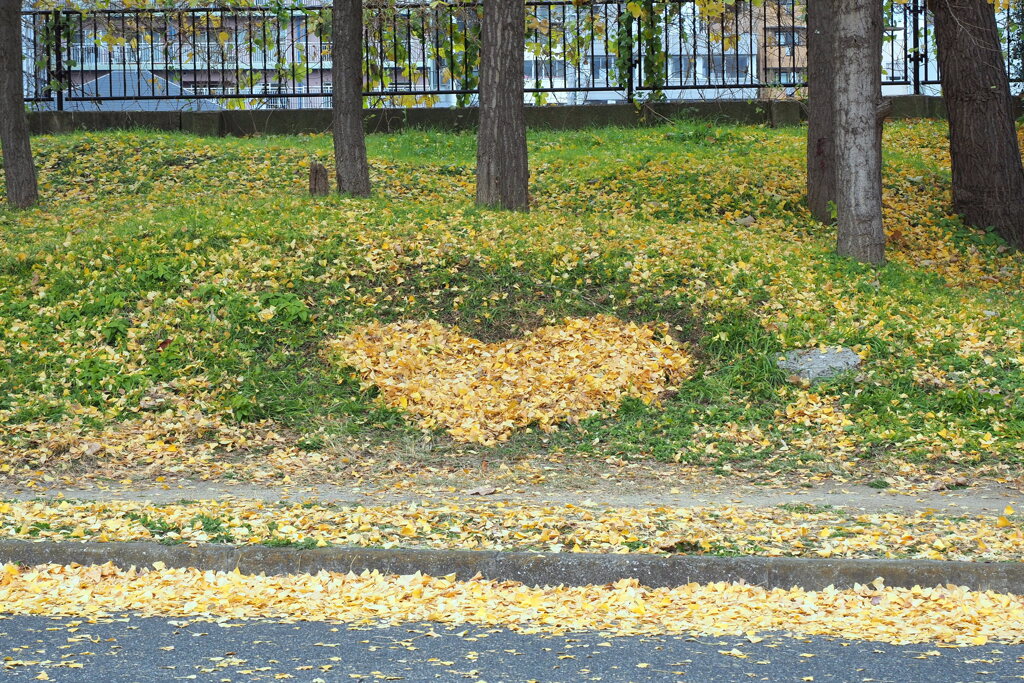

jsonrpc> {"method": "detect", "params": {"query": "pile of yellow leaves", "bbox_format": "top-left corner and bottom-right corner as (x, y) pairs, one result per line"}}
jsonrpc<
(2, 563), (1023, 644)
(328, 315), (694, 445)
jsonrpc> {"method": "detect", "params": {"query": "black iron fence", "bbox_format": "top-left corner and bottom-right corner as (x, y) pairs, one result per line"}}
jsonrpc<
(19, 1), (1024, 111)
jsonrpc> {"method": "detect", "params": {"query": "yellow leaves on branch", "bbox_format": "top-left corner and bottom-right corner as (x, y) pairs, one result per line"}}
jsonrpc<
(3, 563), (1024, 645)
(328, 315), (694, 445)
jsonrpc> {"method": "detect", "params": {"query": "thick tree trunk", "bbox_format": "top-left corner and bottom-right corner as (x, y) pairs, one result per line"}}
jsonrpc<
(833, 0), (885, 265)
(0, 0), (39, 209)
(332, 0), (370, 197)
(806, 0), (835, 224)
(476, 0), (528, 211)
(929, 0), (1024, 248)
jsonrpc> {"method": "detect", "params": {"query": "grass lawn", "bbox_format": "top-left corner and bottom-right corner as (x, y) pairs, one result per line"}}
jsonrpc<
(1, 119), (1023, 488)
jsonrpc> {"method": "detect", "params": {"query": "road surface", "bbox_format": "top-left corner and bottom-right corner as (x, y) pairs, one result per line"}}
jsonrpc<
(2, 615), (1022, 682)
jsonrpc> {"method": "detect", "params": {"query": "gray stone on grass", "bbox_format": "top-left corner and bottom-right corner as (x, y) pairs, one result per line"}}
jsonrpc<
(779, 347), (862, 382)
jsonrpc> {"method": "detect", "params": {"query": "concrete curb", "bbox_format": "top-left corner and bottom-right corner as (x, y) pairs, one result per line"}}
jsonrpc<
(1, 540), (1022, 593)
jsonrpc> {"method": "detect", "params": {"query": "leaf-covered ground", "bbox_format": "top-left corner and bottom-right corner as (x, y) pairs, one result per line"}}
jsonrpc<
(2, 120), (1024, 489)
(2, 563), (1024, 645)
(1, 498), (1021, 561)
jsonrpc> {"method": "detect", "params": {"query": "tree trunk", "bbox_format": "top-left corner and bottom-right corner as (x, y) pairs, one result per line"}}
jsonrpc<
(476, 0), (528, 211)
(929, 0), (1024, 248)
(0, 0), (39, 209)
(833, 0), (885, 264)
(332, 0), (370, 197)
(309, 161), (330, 196)
(806, 0), (835, 224)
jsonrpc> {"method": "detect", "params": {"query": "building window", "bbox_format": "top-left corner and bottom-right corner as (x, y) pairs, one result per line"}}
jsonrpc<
(588, 55), (616, 81)
(525, 59), (566, 81)
(772, 29), (804, 47)
(766, 68), (804, 85)
(667, 55), (696, 82)
(706, 54), (751, 81)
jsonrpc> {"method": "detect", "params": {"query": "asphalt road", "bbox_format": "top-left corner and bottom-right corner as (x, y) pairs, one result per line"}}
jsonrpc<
(1, 616), (1022, 682)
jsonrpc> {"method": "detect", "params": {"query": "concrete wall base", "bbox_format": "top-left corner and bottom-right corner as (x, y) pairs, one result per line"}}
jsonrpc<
(27, 96), (1019, 136)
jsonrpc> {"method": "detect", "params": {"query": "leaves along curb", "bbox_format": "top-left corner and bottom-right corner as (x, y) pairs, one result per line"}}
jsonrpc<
(1, 540), (1022, 593)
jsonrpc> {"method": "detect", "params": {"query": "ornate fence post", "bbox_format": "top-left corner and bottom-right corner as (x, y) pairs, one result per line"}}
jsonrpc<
(909, 0), (923, 95)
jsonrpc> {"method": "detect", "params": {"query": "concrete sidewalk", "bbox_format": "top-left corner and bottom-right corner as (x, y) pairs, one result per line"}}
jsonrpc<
(2, 480), (1021, 594)
(2, 479), (1020, 515)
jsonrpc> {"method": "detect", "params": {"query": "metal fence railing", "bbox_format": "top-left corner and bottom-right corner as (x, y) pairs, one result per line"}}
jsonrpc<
(19, 1), (1024, 111)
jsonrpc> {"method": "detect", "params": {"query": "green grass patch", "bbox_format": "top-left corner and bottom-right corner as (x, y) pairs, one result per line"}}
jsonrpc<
(2, 120), (1024, 477)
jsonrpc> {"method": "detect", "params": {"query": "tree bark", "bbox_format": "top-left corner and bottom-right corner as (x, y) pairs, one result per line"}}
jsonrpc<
(476, 0), (529, 211)
(806, 0), (835, 224)
(309, 161), (330, 196)
(332, 0), (370, 197)
(929, 0), (1024, 248)
(0, 0), (39, 209)
(833, 0), (885, 265)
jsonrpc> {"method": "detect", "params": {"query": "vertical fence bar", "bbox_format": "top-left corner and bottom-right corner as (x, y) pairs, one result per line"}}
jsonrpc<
(52, 10), (63, 110)
(910, 0), (921, 94)
(625, 2), (634, 102)
(38, 13), (52, 105)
